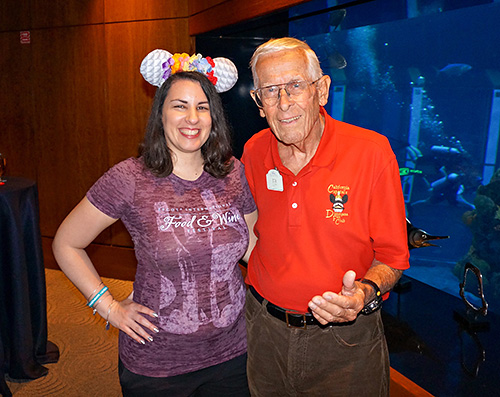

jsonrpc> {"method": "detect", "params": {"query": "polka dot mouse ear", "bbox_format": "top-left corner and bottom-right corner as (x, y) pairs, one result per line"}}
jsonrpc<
(140, 49), (238, 93)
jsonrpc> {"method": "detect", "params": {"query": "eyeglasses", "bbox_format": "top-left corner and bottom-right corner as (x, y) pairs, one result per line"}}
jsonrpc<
(251, 78), (322, 108)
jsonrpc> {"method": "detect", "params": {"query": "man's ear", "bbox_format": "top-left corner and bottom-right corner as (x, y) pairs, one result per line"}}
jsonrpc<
(317, 75), (331, 107)
(250, 90), (267, 118)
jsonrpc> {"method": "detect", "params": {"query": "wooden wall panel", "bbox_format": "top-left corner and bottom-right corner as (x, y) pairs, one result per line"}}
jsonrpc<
(2, 0), (313, 275)
(0, 32), (36, 180)
(0, 0), (31, 31)
(189, 0), (308, 35)
(42, 237), (137, 281)
(105, 0), (188, 22)
(188, 0), (225, 17)
(31, 0), (104, 29)
(104, 18), (192, 246)
(105, 18), (192, 170)
(31, 25), (109, 239)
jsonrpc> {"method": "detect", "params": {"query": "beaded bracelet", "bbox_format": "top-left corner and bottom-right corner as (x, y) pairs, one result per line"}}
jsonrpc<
(105, 300), (117, 331)
(86, 282), (104, 302)
(88, 286), (108, 308)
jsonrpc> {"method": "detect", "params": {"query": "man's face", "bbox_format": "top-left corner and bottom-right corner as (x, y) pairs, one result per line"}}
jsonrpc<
(254, 49), (329, 147)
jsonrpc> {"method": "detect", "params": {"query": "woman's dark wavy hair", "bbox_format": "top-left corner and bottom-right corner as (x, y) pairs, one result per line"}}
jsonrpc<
(139, 71), (234, 178)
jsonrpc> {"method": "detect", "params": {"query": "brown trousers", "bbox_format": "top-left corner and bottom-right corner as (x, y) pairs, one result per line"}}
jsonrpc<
(246, 289), (390, 397)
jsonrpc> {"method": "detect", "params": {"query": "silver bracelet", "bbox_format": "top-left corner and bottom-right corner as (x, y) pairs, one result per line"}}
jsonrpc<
(105, 300), (117, 331)
(92, 294), (108, 315)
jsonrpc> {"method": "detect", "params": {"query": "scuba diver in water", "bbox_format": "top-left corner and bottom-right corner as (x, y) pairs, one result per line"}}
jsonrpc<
(411, 166), (475, 210)
(410, 145), (476, 211)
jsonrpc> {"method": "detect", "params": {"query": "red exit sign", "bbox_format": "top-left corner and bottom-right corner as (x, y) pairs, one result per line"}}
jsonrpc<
(20, 31), (30, 44)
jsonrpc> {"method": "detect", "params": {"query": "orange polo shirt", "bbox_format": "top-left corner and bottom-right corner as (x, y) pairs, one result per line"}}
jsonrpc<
(241, 108), (409, 312)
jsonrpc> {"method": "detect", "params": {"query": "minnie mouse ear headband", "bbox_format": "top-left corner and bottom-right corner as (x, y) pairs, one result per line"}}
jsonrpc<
(140, 49), (238, 93)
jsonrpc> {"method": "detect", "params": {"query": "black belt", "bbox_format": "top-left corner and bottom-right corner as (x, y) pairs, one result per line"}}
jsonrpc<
(249, 286), (319, 329)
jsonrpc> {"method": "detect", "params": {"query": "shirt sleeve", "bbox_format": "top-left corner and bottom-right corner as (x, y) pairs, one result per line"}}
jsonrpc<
(369, 155), (410, 270)
(86, 158), (136, 219)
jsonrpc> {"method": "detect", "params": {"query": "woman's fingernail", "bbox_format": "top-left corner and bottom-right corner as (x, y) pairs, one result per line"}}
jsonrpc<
(148, 336), (154, 342)
(140, 339), (146, 345)
(152, 312), (159, 318)
(154, 327), (159, 333)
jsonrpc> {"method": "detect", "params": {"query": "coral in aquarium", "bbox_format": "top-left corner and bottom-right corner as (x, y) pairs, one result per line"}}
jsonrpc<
(455, 169), (500, 306)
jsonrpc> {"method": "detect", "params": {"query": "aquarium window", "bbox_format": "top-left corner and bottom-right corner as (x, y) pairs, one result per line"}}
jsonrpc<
(290, 0), (500, 312)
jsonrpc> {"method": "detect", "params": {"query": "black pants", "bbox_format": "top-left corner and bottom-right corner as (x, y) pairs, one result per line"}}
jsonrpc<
(118, 353), (250, 397)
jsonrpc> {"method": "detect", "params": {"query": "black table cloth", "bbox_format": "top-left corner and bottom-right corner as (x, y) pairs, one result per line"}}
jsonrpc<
(0, 177), (59, 396)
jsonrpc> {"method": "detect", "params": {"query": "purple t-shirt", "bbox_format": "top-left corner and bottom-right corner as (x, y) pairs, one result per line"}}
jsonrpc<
(86, 157), (256, 377)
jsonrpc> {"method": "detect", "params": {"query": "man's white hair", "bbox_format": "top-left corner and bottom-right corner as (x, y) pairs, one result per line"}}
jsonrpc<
(250, 37), (323, 88)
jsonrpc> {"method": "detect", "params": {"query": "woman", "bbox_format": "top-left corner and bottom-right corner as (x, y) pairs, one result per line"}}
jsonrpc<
(53, 69), (257, 396)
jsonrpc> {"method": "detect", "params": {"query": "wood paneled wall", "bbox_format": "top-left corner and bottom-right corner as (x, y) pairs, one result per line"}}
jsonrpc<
(33, 24), (109, 240)
(0, 31), (35, 181)
(1, 0), (305, 278)
(188, 0), (307, 35)
(1, 0), (192, 277)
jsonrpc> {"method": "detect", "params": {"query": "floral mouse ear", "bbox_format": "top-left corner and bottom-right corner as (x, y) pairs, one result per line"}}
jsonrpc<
(140, 49), (238, 93)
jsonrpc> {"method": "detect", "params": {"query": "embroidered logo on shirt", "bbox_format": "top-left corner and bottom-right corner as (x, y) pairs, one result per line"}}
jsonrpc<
(326, 184), (350, 225)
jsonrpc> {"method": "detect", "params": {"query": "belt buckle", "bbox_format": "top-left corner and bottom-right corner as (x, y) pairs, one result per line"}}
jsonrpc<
(285, 311), (307, 329)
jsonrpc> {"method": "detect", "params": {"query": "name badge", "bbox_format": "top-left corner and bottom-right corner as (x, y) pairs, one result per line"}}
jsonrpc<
(266, 169), (283, 192)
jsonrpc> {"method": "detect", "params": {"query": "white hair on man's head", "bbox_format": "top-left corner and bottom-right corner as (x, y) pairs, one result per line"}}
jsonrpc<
(250, 37), (323, 88)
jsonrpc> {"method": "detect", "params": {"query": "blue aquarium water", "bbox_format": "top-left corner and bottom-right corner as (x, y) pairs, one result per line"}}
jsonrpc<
(290, 0), (500, 313)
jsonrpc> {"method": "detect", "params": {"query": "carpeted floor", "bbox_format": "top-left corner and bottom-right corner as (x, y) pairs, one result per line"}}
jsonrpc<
(6, 269), (133, 396)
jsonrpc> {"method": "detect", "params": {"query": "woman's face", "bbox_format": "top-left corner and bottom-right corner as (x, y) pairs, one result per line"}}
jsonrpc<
(161, 79), (212, 158)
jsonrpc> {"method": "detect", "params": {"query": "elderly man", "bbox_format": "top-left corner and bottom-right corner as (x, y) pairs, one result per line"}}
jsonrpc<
(241, 37), (409, 396)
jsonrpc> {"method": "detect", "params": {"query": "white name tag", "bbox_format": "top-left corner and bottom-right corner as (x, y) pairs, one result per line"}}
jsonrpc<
(266, 169), (283, 192)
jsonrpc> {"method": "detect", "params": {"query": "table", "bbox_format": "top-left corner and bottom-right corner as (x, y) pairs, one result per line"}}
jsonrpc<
(0, 177), (59, 396)
(383, 276), (500, 396)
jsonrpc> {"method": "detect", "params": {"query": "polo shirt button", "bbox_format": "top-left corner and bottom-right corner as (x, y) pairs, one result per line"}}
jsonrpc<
(292, 181), (297, 187)
(292, 203), (298, 209)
